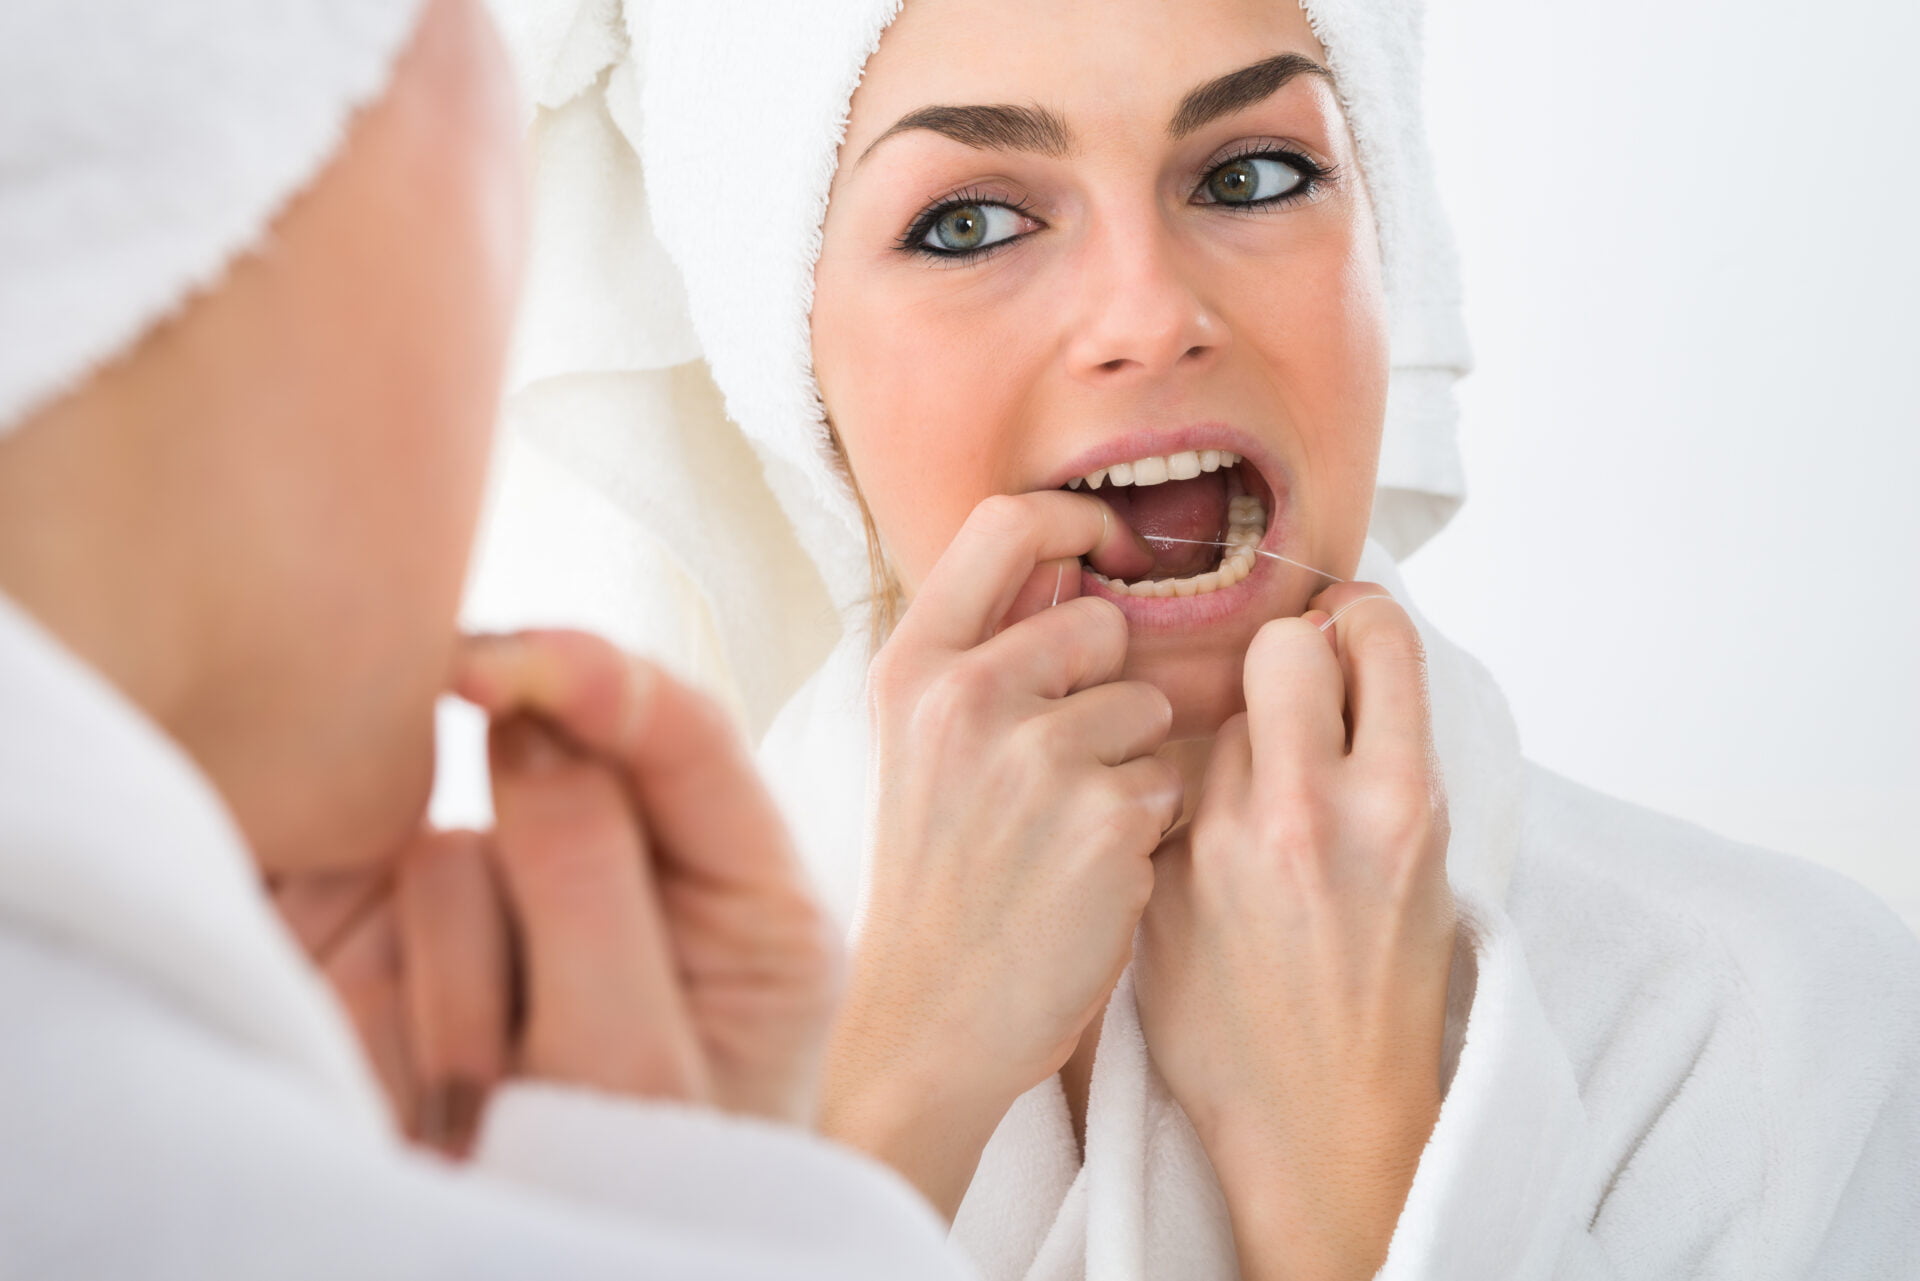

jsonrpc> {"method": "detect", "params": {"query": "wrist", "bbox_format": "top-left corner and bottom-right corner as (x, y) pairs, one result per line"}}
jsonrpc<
(819, 988), (1026, 1220)
(818, 1043), (1014, 1221)
(1200, 1086), (1438, 1281)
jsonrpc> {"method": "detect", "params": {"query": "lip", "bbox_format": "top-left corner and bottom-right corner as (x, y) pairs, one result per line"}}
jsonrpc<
(1045, 422), (1307, 632)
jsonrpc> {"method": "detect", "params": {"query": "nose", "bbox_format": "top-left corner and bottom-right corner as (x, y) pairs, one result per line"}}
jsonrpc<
(1063, 214), (1227, 384)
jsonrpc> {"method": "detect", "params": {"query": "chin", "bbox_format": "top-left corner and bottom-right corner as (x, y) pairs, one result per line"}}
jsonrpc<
(1127, 640), (1253, 742)
(263, 711), (437, 875)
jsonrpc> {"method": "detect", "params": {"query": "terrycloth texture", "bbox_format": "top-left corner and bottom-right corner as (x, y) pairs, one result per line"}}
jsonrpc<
(0, 592), (974, 1280)
(758, 543), (1920, 1281)
(482, 0), (1469, 729)
(0, 0), (429, 435)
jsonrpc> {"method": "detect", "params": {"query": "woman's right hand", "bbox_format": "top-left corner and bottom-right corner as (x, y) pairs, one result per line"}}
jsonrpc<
(820, 491), (1182, 1217)
(280, 630), (842, 1154)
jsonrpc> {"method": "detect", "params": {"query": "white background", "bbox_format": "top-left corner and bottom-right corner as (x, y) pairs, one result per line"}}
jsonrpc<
(1405, 0), (1917, 928)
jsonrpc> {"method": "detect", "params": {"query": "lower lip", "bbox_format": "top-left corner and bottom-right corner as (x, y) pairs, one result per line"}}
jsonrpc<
(1079, 482), (1300, 632)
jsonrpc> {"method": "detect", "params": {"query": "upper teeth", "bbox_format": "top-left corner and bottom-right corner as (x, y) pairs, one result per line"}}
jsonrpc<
(1067, 449), (1240, 490)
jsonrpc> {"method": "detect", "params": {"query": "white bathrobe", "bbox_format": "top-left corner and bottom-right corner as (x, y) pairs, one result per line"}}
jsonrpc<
(0, 591), (973, 1281)
(760, 542), (1920, 1281)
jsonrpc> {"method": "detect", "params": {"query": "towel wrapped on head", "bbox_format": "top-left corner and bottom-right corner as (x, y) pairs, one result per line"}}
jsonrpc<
(0, 0), (430, 437)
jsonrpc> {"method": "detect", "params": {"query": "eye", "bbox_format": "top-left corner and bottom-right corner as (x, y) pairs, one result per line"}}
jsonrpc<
(1199, 154), (1307, 206)
(916, 202), (1030, 255)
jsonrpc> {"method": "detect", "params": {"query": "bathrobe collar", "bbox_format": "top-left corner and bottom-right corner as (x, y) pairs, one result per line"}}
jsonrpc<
(0, 591), (389, 1130)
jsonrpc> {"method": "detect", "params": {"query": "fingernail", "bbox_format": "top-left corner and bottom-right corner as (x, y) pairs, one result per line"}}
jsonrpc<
(1085, 501), (1157, 580)
(491, 715), (566, 774)
(418, 1076), (487, 1157)
(452, 633), (524, 705)
(1303, 608), (1333, 631)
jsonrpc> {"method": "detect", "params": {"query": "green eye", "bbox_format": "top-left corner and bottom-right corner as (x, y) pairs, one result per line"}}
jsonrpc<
(917, 202), (1028, 255)
(1203, 155), (1306, 205)
(934, 206), (987, 250)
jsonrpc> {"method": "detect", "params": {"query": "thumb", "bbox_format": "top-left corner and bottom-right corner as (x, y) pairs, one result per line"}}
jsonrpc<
(487, 714), (709, 1102)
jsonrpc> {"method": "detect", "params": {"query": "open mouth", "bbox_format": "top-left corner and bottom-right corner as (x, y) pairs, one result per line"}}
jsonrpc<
(1062, 447), (1271, 598)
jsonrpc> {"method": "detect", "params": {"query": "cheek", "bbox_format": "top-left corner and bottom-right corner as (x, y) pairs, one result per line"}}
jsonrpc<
(814, 261), (1044, 593)
(1220, 219), (1388, 526)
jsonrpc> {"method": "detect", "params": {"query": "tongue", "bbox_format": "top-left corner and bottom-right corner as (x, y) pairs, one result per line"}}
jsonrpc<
(1096, 472), (1228, 578)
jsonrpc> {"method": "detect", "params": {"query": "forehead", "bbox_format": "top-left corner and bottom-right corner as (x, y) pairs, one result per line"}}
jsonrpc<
(846, 0), (1329, 149)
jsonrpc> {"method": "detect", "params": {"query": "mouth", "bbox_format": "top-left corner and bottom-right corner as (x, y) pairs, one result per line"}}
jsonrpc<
(1059, 443), (1275, 599)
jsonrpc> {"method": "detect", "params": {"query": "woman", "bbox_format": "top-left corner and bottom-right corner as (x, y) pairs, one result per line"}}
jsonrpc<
(0, 0), (965, 1275)
(494, 0), (1920, 1276)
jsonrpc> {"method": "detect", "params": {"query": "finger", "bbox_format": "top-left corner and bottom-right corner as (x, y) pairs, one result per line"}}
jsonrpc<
(972, 593), (1129, 699)
(1243, 615), (1348, 768)
(459, 631), (813, 905)
(488, 714), (707, 1101)
(1047, 679), (1175, 766)
(897, 491), (1153, 653)
(454, 629), (649, 752)
(397, 830), (512, 1157)
(272, 866), (394, 962)
(324, 901), (415, 1134)
(1196, 712), (1254, 818)
(997, 555), (1084, 632)
(1310, 582), (1430, 768)
(1106, 754), (1187, 844)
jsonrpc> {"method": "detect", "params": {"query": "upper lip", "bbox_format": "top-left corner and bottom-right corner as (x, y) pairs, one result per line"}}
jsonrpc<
(1043, 422), (1284, 503)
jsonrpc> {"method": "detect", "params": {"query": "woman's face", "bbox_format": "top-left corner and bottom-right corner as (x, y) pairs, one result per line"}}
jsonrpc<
(814, 0), (1389, 736)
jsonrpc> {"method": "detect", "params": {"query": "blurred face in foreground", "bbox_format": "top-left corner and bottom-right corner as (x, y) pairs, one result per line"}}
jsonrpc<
(0, 0), (526, 871)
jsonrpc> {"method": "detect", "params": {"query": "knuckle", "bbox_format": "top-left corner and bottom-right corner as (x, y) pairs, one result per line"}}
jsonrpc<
(1121, 760), (1182, 824)
(1356, 771), (1442, 851)
(1127, 682), (1175, 741)
(1010, 710), (1075, 766)
(1069, 593), (1128, 649)
(910, 658), (1000, 742)
(1260, 803), (1330, 856)
(967, 492), (1033, 540)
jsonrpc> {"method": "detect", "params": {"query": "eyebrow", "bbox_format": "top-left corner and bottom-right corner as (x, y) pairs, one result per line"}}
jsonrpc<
(855, 52), (1332, 166)
(1168, 52), (1331, 139)
(857, 103), (1071, 166)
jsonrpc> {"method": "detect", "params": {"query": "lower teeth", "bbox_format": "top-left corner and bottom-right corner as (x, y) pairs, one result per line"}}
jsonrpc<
(1089, 494), (1266, 598)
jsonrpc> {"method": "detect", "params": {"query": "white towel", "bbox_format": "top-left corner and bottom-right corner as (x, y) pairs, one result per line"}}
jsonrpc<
(0, 0), (429, 435)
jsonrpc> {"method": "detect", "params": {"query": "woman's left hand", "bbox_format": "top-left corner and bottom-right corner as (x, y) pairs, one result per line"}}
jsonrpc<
(1132, 581), (1457, 1281)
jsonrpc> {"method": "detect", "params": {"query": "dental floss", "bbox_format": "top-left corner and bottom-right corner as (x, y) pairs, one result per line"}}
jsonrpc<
(1050, 560), (1066, 608)
(1130, 534), (1398, 632)
(1317, 593), (1400, 630)
(1138, 534), (1346, 584)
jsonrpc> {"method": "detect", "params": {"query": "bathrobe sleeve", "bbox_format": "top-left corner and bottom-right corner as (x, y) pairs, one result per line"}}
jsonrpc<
(1378, 779), (1920, 1281)
(0, 929), (971, 1281)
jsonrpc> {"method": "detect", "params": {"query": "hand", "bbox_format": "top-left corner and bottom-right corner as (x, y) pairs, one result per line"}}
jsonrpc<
(273, 829), (513, 1156)
(455, 630), (844, 1127)
(1133, 583), (1456, 1281)
(277, 630), (842, 1154)
(820, 492), (1182, 1217)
